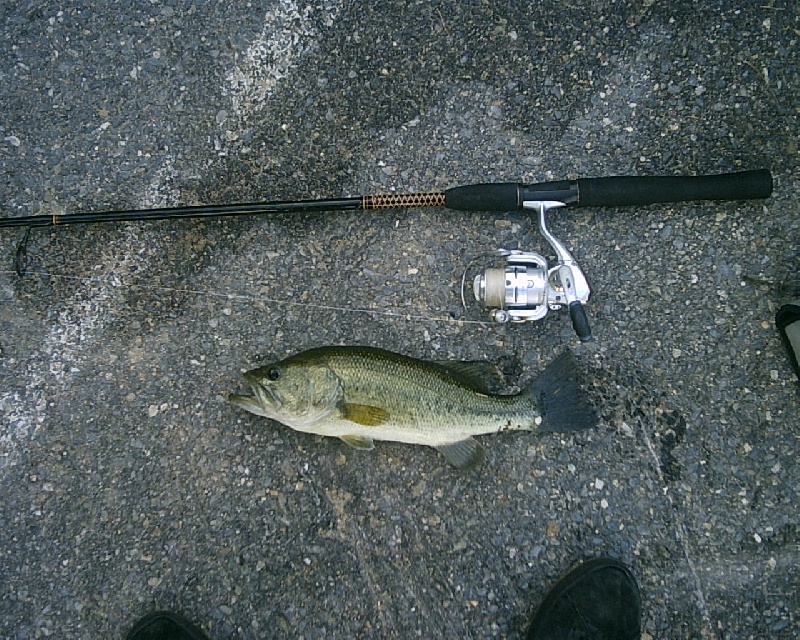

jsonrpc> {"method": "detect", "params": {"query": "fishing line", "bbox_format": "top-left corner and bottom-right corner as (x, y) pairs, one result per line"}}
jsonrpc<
(0, 268), (493, 326)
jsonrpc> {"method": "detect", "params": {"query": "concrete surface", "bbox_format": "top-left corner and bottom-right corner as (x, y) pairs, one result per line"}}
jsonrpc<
(1, 1), (797, 638)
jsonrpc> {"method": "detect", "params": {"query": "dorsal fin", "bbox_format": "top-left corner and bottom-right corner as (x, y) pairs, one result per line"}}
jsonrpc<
(432, 361), (507, 394)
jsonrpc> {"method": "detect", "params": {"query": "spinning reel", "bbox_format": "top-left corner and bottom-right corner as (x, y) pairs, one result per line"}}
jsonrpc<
(465, 201), (593, 341)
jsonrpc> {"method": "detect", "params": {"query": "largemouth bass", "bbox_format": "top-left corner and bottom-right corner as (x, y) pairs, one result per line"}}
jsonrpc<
(229, 346), (596, 469)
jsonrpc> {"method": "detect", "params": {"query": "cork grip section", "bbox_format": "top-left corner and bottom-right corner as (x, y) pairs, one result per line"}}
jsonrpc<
(362, 192), (446, 209)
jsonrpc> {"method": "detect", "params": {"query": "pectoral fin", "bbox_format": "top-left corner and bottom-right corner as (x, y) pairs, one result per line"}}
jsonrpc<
(340, 435), (375, 450)
(341, 403), (390, 426)
(436, 438), (486, 470)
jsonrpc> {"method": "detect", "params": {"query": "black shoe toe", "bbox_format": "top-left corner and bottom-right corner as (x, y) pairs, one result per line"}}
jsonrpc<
(527, 557), (641, 640)
(125, 611), (209, 640)
(776, 301), (800, 379)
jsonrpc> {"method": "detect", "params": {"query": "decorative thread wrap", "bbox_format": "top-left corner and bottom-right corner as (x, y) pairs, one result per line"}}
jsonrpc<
(362, 192), (446, 209)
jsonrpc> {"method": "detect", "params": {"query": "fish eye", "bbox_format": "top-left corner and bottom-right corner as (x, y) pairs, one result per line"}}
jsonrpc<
(267, 367), (281, 381)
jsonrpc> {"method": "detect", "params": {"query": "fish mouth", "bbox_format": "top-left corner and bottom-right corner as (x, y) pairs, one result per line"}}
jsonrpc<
(243, 374), (282, 411)
(229, 374), (283, 419)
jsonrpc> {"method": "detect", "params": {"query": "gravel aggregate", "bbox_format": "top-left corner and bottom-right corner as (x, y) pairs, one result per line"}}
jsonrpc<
(1, 1), (797, 638)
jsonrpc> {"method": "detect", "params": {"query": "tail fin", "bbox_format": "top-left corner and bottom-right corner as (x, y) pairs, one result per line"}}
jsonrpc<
(526, 351), (597, 432)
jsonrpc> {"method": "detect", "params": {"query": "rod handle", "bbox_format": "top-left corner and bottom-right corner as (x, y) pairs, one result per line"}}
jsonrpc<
(576, 169), (773, 207)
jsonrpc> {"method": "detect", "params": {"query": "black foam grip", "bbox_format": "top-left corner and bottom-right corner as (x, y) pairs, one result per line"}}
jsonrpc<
(444, 183), (520, 211)
(569, 302), (593, 342)
(576, 169), (772, 208)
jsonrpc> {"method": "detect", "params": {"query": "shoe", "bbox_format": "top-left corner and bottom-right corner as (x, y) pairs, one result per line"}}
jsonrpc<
(526, 557), (641, 640)
(776, 301), (800, 380)
(125, 611), (210, 640)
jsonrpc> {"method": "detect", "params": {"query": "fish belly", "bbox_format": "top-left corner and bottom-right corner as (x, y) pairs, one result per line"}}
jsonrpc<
(316, 384), (532, 446)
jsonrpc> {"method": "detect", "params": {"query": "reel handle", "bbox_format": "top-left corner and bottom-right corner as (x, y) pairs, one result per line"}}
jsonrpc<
(556, 263), (593, 342)
(569, 302), (593, 342)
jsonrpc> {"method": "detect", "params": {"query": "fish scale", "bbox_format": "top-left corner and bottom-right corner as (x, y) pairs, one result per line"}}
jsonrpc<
(326, 349), (532, 431)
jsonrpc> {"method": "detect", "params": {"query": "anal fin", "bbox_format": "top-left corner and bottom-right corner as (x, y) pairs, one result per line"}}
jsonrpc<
(436, 438), (486, 470)
(340, 435), (375, 450)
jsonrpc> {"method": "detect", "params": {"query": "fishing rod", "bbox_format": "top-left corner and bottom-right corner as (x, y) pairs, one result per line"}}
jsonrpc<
(0, 169), (772, 228)
(1, 169), (773, 339)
